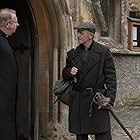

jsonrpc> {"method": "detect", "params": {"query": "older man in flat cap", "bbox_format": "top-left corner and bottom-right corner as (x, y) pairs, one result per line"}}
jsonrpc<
(62, 21), (117, 140)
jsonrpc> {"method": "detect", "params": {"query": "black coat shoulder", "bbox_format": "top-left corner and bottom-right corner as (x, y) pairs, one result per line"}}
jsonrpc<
(67, 48), (75, 56)
(92, 41), (110, 53)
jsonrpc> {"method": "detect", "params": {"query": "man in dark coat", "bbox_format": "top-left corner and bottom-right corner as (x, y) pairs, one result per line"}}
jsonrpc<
(62, 22), (117, 140)
(0, 8), (19, 140)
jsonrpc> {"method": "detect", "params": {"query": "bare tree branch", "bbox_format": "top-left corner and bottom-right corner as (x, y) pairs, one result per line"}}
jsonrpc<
(91, 0), (108, 32)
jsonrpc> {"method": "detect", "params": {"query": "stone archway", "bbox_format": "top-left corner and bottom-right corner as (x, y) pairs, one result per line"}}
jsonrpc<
(0, 0), (74, 139)
(30, 0), (74, 139)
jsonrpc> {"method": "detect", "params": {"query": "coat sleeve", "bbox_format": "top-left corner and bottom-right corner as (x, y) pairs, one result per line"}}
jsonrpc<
(62, 58), (74, 81)
(62, 49), (75, 81)
(103, 48), (117, 105)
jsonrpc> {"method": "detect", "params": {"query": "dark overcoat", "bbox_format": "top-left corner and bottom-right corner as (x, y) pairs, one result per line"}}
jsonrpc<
(0, 30), (18, 140)
(62, 41), (117, 134)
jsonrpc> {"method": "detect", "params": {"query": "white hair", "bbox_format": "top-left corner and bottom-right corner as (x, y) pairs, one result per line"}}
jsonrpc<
(0, 8), (16, 27)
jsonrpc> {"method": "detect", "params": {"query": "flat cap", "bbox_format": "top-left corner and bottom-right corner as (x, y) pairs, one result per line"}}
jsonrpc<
(74, 22), (96, 33)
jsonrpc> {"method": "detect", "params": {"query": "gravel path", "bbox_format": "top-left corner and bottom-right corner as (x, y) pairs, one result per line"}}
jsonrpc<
(111, 106), (140, 140)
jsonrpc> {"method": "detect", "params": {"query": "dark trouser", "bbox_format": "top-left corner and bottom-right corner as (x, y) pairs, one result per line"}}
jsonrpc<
(76, 131), (112, 140)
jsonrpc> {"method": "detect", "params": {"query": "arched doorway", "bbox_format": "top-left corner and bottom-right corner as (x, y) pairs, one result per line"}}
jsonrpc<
(30, 0), (74, 139)
(0, 0), (74, 139)
(0, 0), (38, 140)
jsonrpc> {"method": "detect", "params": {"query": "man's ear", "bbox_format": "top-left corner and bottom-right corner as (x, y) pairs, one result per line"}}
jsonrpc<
(88, 32), (94, 39)
(5, 21), (10, 28)
(89, 35), (93, 39)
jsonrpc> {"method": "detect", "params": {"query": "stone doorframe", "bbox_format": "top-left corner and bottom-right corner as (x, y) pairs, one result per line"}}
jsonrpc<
(30, 0), (74, 139)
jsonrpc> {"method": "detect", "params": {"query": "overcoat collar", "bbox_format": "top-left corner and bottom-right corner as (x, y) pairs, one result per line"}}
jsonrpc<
(77, 41), (102, 80)
(67, 41), (103, 80)
(79, 41), (103, 53)
(89, 41), (103, 53)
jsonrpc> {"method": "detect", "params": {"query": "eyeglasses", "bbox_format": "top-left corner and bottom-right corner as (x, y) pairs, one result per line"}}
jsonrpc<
(9, 20), (19, 25)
